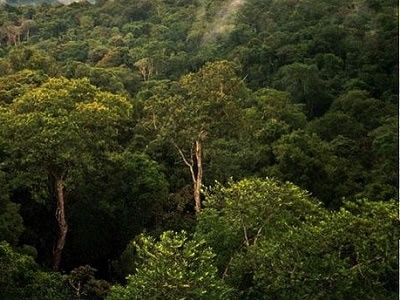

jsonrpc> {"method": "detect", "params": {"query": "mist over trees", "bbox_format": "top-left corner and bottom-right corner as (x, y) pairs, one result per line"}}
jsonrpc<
(0, 0), (398, 298)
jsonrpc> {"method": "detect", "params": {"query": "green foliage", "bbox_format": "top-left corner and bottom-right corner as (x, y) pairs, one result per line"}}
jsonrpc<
(65, 151), (169, 267)
(368, 116), (398, 187)
(63, 62), (138, 95)
(273, 62), (332, 117)
(0, 76), (132, 270)
(267, 130), (343, 206)
(0, 241), (72, 300)
(107, 231), (232, 300)
(330, 90), (394, 131)
(7, 46), (59, 76)
(142, 60), (247, 146)
(105, 151), (168, 232)
(251, 199), (399, 299)
(67, 265), (110, 299)
(0, 0), (397, 295)
(307, 111), (366, 141)
(56, 40), (89, 62)
(0, 201), (24, 246)
(2, 77), (132, 185)
(200, 177), (322, 239)
(0, 69), (47, 104)
(0, 168), (24, 246)
(0, 242), (109, 299)
(139, 60), (250, 211)
(0, 58), (12, 76)
(254, 88), (307, 130)
(196, 178), (323, 296)
(196, 179), (399, 299)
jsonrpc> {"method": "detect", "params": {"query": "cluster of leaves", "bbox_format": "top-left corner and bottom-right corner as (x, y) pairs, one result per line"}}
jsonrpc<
(0, 241), (110, 299)
(107, 231), (232, 299)
(252, 200), (399, 299)
(0, 240), (72, 299)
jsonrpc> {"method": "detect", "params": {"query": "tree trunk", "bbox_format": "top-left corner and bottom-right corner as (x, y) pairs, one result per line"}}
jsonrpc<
(194, 140), (202, 213)
(53, 176), (68, 271)
(172, 139), (203, 213)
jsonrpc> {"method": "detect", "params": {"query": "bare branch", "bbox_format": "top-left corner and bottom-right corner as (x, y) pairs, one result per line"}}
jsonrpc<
(222, 255), (234, 279)
(253, 226), (264, 246)
(172, 141), (196, 184)
(242, 219), (250, 247)
(152, 112), (157, 130)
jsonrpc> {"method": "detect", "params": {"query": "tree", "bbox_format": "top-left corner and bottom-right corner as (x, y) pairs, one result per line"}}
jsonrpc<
(267, 130), (349, 207)
(1, 77), (132, 270)
(67, 265), (110, 299)
(7, 46), (59, 76)
(20, 19), (36, 42)
(0, 241), (73, 300)
(141, 61), (247, 212)
(134, 57), (154, 81)
(196, 179), (399, 299)
(361, 116), (399, 201)
(307, 111), (366, 141)
(254, 88), (307, 130)
(195, 177), (324, 298)
(251, 199), (399, 299)
(329, 89), (395, 131)
(0, 21), (22, 46)
(0, 69), (47, 104)
(64, 62), (132, 95)
(106, 231), (232, 300)
(273, 62), (333, 117)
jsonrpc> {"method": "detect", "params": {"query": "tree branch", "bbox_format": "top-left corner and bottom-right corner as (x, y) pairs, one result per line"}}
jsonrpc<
(222, 255), (234, 279)
(253, 226), (264, 246)
(242, 218), (250, 247)
(172, 141), (196, 184)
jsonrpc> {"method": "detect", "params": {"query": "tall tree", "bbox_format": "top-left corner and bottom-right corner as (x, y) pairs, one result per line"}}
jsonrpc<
(141, 61), (247, 212)
(1, 77), (132, 270)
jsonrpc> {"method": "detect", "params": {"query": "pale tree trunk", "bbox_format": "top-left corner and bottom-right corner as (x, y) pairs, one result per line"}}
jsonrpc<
(53, 176), (68, 271)
(194, 140), (202, 213)
(173, 138), (204, 213)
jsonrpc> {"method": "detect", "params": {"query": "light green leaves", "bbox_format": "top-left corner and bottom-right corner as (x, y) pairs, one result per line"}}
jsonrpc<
(107, 231), (232, 300)
(196, 178), (399, 299)
(2, 77), (132, 181)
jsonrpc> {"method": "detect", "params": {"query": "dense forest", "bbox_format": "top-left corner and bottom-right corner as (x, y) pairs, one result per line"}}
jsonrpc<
(0, 0), (398, 298)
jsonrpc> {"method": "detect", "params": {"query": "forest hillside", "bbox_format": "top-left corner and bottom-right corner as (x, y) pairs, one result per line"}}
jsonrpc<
(0, 0), (398, 298)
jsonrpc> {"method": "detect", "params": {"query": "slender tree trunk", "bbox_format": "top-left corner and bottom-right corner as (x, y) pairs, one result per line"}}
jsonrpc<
(53, 176), (68, 271)
(194, 140), (202, 213)
(6, 32), (14, 46)
(172, 139), (203, 213)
